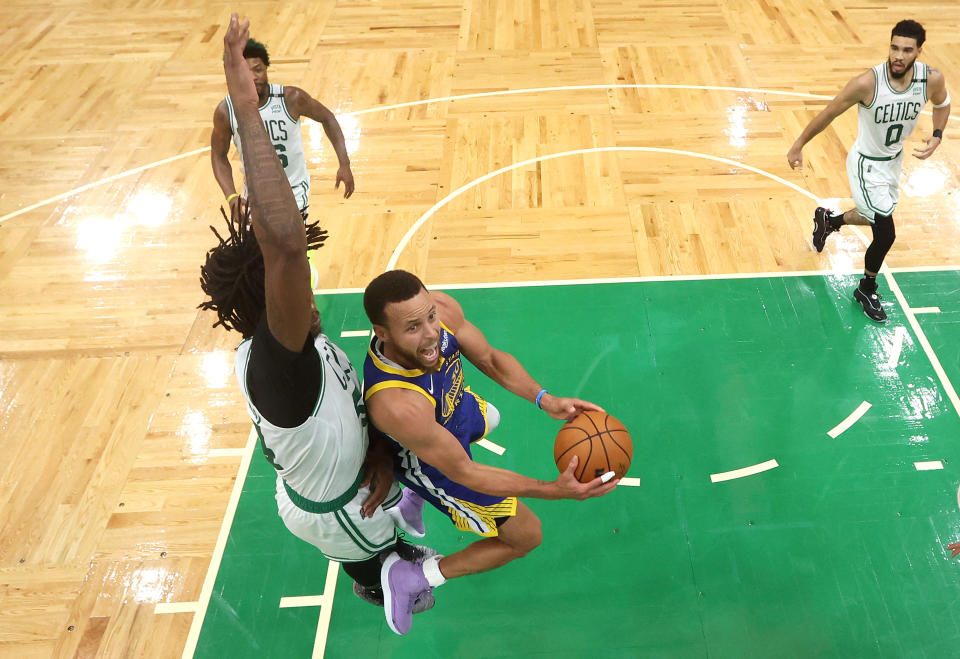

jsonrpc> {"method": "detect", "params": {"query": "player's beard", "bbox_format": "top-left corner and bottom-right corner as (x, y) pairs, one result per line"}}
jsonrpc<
(888, 57), (914, 80)
(395, 343), (442, 374)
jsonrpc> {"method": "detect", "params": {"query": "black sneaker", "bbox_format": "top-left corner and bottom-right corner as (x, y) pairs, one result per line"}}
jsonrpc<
(853, 287), (887, 323)
(812, 207), (837, 253)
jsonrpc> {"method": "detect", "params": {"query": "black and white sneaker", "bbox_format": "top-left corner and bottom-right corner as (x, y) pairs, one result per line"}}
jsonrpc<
(853, 287), (887, 323)
(812, 207), (837, 253)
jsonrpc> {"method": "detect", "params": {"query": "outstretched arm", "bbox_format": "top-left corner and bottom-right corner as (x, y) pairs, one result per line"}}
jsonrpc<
(222, 14), (312, 351)
(366, 387), (618, 499)
(787, 71), (874, 170)
(287, 87), (355, 198)
(914, 69), (950, 160)
(433, 290), (603, 421)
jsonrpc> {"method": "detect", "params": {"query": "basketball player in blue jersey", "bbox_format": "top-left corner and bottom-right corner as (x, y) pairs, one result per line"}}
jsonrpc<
(200, 15), (432, 635)
(211, 37), (355, 223)
(361, 269), (620, 635)
(787, 20), (950, 323)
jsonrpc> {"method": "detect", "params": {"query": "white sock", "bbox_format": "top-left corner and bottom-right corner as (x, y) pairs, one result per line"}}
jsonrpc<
(421, 554), (446, 588)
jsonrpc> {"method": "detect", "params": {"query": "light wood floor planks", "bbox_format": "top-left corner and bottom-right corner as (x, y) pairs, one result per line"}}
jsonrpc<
(0, 1), (957, 656)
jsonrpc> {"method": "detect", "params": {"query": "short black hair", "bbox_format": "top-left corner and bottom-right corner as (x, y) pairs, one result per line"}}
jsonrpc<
(891, 20), (925, 48)
(363, 270), (426, 326)
(199, 207), (328, 339)
(243, 38), (270, 66)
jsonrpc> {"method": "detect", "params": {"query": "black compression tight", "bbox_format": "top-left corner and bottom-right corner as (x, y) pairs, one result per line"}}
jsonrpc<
(864, 213), (895, 273)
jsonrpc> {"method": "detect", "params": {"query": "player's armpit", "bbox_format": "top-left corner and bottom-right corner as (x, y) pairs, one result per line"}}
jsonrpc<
(367, 387), (474, 478)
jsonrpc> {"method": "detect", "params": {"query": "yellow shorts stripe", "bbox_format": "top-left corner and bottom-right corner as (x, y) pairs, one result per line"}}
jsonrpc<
(447, 496), (518, 537)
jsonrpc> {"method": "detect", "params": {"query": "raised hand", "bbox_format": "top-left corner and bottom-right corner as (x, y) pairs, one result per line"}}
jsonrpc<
(539, 393), (604, 422)
(553, 456), (619, 500)
(222, 14), (256, 107)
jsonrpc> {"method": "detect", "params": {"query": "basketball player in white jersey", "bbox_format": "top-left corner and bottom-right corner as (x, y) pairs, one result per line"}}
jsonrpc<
(200, 15), (433, 635)
(211, 37), (355, 223)
(787, 20), (950, 322)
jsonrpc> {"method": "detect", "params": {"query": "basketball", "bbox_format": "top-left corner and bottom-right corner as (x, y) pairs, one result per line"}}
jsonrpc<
(554, 410), (632, 483)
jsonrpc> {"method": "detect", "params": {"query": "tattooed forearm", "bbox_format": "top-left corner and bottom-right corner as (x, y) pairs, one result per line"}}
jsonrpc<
(233, 105), (305, 250)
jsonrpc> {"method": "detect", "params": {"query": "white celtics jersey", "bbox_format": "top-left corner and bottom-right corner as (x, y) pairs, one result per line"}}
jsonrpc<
(855, 62), (929, 158)
(234, 333), (367, 504)
(225, 83), (310, 210)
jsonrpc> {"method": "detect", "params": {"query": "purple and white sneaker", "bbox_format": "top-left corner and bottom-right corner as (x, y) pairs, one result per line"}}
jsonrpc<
(387, 488), (426, 537)
(352, 581), (435, 614)
(380, 552), (431, 635)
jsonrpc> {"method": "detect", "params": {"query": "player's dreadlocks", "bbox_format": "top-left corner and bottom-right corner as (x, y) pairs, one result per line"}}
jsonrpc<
(198, 206), (328, 339)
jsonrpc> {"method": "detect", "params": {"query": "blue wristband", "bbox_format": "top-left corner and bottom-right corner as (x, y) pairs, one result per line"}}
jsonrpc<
(535, 389), (548, 409)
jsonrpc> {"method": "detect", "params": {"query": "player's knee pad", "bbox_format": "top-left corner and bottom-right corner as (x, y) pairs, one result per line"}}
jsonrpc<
(865, 214), (895, 272)
(871, 214), (896, 247)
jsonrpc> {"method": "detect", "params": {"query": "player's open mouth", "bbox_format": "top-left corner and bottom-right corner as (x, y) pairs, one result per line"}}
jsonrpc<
(421, 344), (438, 362)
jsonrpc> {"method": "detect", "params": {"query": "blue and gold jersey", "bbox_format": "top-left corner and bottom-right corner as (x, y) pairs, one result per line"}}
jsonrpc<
(363, 324), (511, 533)
(364, 324), (489, 447)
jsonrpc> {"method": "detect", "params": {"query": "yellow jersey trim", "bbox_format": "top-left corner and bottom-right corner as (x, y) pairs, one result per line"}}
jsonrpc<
(367, 345), (426, 377)
(364, 380), (436, 406)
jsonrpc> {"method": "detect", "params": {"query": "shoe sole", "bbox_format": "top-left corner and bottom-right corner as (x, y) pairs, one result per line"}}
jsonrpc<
(853, 293), (887, 323)
(812, 208), (826, 253)
(380, 553), (407, 635)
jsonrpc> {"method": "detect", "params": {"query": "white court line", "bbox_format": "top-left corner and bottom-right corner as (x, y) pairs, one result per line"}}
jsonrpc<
(827, 401), (872, 438)
(0, 147), (210, 224)
(312, 562), (340, 659)
(885, 273), (960, 422)
(155, 601), (200, 615)
(910, 307), (941, 314)
(887, 265), (960, 273)
(279, 595), (326, 608)
(179, 427), (258, 658)
(886, 326), (908, 369)
(475, 438), (506, 455)
(387, 146), (820, 270)
(844, 228), (960, 421)
(710, 459), (779, 483)
(6, 83), (958, 226)
(618, 477), (642, 487)
(915, 461), (944, 471)
(314, 269), (868, 295)
(339, 329), (371, 338)
(343, 84), (834, 117)
(341, 83), (960, 120)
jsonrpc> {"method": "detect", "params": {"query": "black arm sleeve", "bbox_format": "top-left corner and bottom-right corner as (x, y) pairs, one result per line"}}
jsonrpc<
(247, 315), (323, 428)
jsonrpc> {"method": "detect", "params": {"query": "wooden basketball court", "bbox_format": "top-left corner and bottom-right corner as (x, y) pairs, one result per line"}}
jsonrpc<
(1, 1), (958, 657)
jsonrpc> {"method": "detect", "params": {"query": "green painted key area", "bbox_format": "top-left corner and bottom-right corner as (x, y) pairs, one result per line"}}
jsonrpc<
(196, 272), (960, 658)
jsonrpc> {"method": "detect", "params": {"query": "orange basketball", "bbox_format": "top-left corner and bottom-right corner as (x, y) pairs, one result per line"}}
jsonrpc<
(554, 410), (632, 483)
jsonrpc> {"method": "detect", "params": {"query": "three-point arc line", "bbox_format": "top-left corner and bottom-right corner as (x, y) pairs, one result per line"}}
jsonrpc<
(710, 459), (779, 483)
(828, 401), (872, 438)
